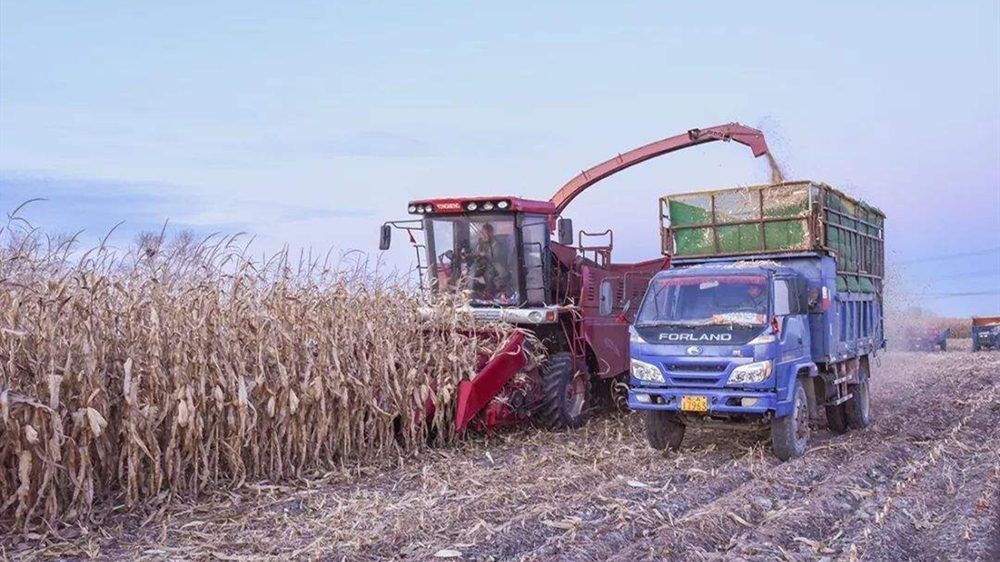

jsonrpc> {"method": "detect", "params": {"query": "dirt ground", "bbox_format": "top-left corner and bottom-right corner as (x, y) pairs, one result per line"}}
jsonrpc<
(5, 341), (1000, 562)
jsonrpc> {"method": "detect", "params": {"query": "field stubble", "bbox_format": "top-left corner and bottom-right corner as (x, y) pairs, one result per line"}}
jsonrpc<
(6, 342), (997, 561)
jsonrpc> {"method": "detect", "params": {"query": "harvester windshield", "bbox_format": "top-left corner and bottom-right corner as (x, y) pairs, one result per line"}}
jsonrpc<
(637, 274), (770, 327)
(426, 214), (527, 305)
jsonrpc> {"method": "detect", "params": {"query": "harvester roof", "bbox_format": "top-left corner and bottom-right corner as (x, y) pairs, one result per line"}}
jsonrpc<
(406, 196), (556, 216)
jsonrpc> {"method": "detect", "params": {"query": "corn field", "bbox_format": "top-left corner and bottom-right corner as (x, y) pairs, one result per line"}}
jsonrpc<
(0, 221), (507, 532)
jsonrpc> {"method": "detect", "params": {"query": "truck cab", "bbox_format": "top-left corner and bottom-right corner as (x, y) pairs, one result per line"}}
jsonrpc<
(628, 263), (813, 423)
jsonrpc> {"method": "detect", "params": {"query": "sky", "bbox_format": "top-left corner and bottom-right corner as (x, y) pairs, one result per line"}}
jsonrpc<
(1, 0), (998, 317)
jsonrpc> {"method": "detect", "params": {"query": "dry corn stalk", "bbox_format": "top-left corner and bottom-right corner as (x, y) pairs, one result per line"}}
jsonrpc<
(0, 222), (517, 532)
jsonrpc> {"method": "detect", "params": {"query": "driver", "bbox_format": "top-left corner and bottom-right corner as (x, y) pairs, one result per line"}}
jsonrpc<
(745, 283), (767, 311)
(473, 223), (512, 297)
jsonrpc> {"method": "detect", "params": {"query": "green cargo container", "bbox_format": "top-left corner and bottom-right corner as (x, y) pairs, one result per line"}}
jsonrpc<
(660, 181), (885, 292)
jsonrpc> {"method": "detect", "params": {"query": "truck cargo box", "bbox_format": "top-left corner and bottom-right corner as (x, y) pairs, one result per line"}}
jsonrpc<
(660, 181), (885, 294)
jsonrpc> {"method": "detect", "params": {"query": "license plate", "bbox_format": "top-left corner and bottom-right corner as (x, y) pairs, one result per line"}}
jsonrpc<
(681, 395), (708, 412)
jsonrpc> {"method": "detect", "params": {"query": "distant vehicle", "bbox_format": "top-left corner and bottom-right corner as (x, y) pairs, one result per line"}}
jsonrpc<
(628, 182), (885, 460)
(971, 316), (1000, 352)
(905, 326), (950, 352)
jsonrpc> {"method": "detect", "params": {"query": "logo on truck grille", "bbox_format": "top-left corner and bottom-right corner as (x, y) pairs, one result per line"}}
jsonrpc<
(686, 346), (702, 356)
(658, 333), (734, 342)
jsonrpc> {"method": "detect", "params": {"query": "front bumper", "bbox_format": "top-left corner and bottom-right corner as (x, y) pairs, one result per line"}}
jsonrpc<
(627, 386), (777, 415)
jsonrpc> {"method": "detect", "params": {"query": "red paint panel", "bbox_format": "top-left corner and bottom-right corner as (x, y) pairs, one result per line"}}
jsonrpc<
(454, 331), (528, 431)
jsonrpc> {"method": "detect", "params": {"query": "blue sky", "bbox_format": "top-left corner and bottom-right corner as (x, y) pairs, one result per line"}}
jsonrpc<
(1, 0), (998, 316)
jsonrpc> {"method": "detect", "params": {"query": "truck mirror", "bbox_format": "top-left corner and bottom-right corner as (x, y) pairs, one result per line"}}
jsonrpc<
(616, 299), (634, 324)
(379, 224), (392, 250)
(557, 218), (574, 246)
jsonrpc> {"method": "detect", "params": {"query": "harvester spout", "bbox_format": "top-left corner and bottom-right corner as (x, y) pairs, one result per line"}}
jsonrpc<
(549, 122), (770, 213)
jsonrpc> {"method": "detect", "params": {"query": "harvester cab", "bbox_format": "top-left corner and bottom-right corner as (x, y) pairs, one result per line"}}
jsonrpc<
(379, 123), (771, 432)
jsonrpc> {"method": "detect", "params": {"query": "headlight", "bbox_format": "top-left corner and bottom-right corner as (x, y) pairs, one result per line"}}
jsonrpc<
(631, 359), (664, 383)
(727, 360), (773, 385)
(527, 310), (543, 323)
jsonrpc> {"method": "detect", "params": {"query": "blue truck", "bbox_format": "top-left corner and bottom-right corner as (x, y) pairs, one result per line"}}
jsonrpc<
(628, 181), (886, 460)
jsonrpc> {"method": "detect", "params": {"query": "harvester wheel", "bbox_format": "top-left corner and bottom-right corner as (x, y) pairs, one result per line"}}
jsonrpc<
(644, 411), (685, 451)
(771, 379), (810, 461)
(539, 352), (590, 430)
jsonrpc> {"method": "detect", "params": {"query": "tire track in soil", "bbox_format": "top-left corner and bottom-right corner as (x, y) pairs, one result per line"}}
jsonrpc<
(729, 365), (1000, 561)
(588, 352), (1000, 562)
(831, 402), (1000, 561)
(474, 360), (924, 559)
(484, 352), (969, 561)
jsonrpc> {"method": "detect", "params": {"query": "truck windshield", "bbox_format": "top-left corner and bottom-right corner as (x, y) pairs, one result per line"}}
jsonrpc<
(426, 215), (520, 305)
(637, 274), (769, 327)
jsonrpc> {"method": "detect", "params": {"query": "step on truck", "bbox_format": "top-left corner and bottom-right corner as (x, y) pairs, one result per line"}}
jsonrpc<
(972, 316), (1000, 352)
(627, 181), (886, 460)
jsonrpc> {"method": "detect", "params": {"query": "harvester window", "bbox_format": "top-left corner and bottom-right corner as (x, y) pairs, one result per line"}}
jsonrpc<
(425, 215), (520, 305)
(599, 280), (614, 316)
(522, 215), (548, 304)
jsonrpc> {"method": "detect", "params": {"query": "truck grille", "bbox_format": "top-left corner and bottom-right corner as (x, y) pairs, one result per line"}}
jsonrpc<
(660, 361), (729, 387)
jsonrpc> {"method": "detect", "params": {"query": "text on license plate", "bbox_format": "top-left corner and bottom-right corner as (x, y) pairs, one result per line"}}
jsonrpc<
(680, 395), (708, 412)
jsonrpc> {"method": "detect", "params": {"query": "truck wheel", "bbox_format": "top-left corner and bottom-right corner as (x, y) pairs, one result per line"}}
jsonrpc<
(644, 411), (685, 451)
(771, 379), (810, 461)
(845, 375), (872, 429)
(940, 340), (947, 352)
(825, 403), (849, 434)
(973, 344), (980, 352)
(539, 352), (590, 430)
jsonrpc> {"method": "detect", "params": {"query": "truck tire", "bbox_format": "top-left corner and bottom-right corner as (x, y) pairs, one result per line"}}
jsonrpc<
(940, 340), (947, 352)
(771, 379), (810, 461)
(845, 374), (872, 429)
(973, 343), (980, 352)
(644, 411), (685, 451)
(539, 352), (590, 430)
(825, 403), (849, 434)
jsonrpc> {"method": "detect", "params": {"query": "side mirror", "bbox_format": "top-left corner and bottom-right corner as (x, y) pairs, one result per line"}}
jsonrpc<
(616, 299), (634, 324)
(557, 218), (574, 246)
(379, 224), (392, 250)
